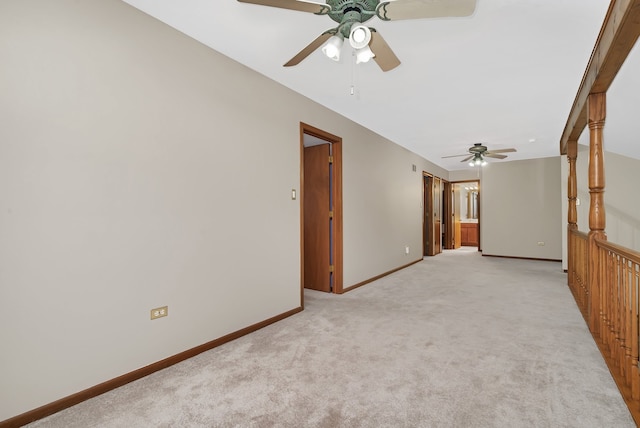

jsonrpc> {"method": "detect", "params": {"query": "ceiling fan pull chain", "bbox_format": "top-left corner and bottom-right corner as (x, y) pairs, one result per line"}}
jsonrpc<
(350, 50), (355, 96)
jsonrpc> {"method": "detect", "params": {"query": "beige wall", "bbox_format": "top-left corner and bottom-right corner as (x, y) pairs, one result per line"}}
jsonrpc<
(0, 0), (445, 420)
(480, 157), (563, 260)
(448, 169), (482, 183)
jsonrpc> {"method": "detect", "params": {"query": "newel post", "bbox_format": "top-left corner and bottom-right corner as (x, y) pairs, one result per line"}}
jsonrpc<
(567, 140), (578, 231)
(567, 139), (578, 290)
(587, 92), (607, 336)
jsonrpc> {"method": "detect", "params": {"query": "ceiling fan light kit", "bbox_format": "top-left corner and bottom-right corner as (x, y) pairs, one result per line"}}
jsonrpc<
(468, 154), (487, 167)
(354, 45), (376, 63)
(237, 0), (477, 72)
(322, 34), (344, 61)
(349, 25), (371, 49)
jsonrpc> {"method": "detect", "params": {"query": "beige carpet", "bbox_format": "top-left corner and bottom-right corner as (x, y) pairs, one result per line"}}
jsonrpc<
(28, 249), (634, 427)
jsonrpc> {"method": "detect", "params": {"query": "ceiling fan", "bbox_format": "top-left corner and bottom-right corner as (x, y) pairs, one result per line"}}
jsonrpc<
(442, 143), (516, 166)
(237, 0), (477, 72)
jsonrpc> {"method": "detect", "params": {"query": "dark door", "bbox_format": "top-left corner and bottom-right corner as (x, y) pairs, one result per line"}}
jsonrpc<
(424, 175), (433, 256)
(303, 143), (331, 292)
(433, 177), (442, 254)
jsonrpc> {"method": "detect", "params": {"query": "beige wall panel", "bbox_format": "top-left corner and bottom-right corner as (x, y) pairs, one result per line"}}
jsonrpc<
(481, 157), (562, 260)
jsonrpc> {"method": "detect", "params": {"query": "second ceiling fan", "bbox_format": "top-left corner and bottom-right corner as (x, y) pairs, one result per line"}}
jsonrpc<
(443, 143), (517, 166)
(237, 0), (477, 72)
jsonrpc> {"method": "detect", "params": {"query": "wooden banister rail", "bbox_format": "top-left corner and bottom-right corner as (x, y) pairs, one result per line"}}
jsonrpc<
(569, 234), (640, 422)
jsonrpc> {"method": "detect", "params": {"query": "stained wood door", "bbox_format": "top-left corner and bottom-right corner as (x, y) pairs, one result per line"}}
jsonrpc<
(443, 181), (454, 249)
(424, 175), (433, 256)
(453, 185), (462, 249)
(424, 175), (443, 256)
(433, 177), (442, 255)
(303, 143), (331, 292)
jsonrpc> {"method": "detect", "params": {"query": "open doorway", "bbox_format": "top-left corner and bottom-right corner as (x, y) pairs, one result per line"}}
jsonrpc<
(451, 181), (480, 249)
(300, 123), (343, 301)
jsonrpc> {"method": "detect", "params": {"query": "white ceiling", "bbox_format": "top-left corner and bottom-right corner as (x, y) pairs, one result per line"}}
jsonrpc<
(121, 0), (639, 171)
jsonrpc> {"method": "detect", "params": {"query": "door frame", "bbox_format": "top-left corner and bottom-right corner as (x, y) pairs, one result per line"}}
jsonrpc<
(451, 179), (481, 251)
(300, 122), (343, 307)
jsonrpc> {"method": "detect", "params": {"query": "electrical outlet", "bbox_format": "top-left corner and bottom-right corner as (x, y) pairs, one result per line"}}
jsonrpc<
(537, 241), (545, 246)
(405, 246), (410, 255)
(151, 306), (168, 320)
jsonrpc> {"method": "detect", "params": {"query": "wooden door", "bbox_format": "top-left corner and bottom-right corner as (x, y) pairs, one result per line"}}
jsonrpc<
(303, 143), (331, 292)
(423, 175), (433, 256)
(453, 184), (462, 249)
(433, 177), (442, 254)
(443, 181), (453, 249)
(424, 174), (444, 256)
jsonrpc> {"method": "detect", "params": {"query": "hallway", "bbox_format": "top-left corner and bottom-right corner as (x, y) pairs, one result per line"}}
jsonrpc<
(28, 250), (633, 427)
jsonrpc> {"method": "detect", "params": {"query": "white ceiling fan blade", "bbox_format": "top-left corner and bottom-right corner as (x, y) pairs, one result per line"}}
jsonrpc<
(284, 31), (334, 67)
(484, 153), (507, 159)
(460, 155), (474, 163)
(370, 30), (401, 72)
(442, 153), (469, 158)
(237, 0), (330, 15)
(376, 0), (476, 21)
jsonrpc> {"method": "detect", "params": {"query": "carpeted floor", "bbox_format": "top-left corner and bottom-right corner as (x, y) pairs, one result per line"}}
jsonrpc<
(28, 248), (635, 427)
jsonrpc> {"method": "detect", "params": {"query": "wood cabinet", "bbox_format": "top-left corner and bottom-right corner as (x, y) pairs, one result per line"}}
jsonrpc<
(460, 223), (478, 246)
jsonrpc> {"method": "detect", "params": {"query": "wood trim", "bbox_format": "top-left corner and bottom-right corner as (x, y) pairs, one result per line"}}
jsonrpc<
(559, 0), (640, 154)
(450, 180), (481, 250)
(481, 254), (562, 263)
(572, 229), (590, 240)
(340, 259), (423, 294)
(0, 307), (303, 428)
(299, 126), (305, 308)
(596, 236), (640, 260)
(332, 141), (343, 294)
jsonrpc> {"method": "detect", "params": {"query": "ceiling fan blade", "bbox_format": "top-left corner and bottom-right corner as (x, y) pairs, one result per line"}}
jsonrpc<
(487, 148), (516, 154)
(442, 154), (469, 158)
(237, 0), (330, 15)
(369, 30), (401, 72)
(283, 31), (334, 67)
(484, 153), (507, 159)
(460, 155), (474, 163)
(376, 0), (476, 21)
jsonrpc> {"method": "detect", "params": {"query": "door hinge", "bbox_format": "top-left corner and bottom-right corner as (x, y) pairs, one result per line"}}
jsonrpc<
(329, 210), (334, 218)
(328, 155), (334, 163)
(329, 265), (334, 273)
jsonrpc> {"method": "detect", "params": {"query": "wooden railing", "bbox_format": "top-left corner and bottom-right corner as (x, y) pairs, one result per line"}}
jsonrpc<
(568, 229), (589, 321)
(596, 238), (640, 405)
(569, 228), (640, 419)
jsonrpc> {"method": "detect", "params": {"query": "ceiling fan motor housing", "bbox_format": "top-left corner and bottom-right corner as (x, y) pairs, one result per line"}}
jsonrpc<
(469, 143), (487, 154)
(327, 0), (379, 31)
